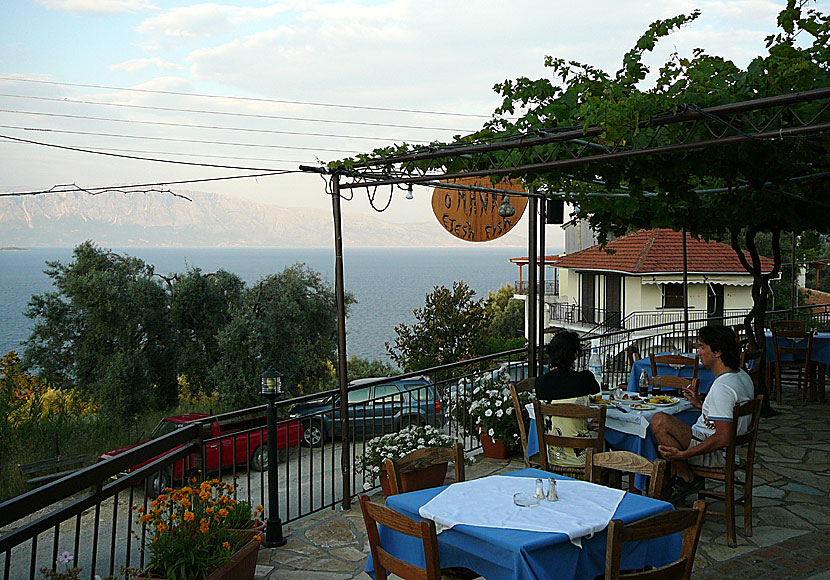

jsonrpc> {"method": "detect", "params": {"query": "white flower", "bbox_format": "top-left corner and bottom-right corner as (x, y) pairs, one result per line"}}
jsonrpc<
(484, 409), (492, 417)
(496, 410), (503, 417)
(488, 428), (495, 436)
(363, 482), (373, 491)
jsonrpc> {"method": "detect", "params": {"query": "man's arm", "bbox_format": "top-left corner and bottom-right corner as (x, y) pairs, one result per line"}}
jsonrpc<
(658, 420), (731, 461)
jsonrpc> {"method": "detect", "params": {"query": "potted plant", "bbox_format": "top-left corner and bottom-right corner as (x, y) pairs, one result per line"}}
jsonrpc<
(357, 425), (456, 497)
(132, 478), (262, 580)
(224, 500), (265, 532)
(468, 368), (529, 459)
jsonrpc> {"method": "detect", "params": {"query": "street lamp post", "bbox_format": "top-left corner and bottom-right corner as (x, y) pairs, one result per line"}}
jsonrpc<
(260, 368), (287, 547)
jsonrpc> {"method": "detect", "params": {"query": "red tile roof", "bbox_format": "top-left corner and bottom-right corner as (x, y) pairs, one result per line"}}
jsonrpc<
(553, 229), (774, 274)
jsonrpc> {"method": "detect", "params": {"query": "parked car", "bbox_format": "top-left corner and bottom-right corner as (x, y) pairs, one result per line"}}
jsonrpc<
(288, 376), (442, 448)
(98, 412), (302, 496)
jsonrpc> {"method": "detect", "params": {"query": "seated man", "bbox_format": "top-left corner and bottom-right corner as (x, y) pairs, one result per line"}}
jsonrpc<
(652, 325), (754, 501)
(535, 331), (600, 468)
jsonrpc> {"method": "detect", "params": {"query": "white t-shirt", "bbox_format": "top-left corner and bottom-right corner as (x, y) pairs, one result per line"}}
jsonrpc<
(691, 369), (754, 440)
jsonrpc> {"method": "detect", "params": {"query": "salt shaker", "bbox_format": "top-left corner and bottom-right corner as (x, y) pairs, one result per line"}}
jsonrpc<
(533, 478), (545, 499)
(546, 478), (559, 501)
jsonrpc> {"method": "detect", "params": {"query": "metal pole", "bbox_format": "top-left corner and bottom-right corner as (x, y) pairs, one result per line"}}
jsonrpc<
(528, 196), (538, 376)
(791, 232), (797, 318)
(538, 194), (546, 374)
(331, 175), (351, 510)
(682, 228), (689, 348)
(262, 395), (286, 547)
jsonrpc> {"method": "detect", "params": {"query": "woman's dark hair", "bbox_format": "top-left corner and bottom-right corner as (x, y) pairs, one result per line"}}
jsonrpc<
(545, 331), (583, 369)
(698, 325), (741, 368)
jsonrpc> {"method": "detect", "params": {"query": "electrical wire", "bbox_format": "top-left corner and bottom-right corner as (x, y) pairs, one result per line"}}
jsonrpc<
(0, 132), (287, 171)
(0, 108), (433, 144)
(0, 93), (474, 132)
(0, 77), (496, 118)
(0, 123), (359, 154)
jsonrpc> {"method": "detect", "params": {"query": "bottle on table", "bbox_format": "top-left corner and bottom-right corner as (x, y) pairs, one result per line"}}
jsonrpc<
(588, 347), (603, 389)
(639, 369), (649, 397)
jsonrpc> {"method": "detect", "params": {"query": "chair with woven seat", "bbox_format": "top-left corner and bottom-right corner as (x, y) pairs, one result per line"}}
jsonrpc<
(510, 377), (538, 468)
(533, 401), (605, 478)
(605, 500), (706, 580)
(359, 494), (442, 580)
(771, 329), (816, 402)
(647, 376), (699, 398)
(690, 396), (763, 548)
(383, 443), (465, 496)
(584, 449), (667, 499)
(649, 353), (699, 380)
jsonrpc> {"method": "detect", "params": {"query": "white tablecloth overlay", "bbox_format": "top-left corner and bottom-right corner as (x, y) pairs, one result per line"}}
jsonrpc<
(417, 474), (625, 547)
(526, 400), (693, 439)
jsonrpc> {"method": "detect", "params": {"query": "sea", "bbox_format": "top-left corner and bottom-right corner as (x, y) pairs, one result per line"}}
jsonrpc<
(0, 246), (523, 365)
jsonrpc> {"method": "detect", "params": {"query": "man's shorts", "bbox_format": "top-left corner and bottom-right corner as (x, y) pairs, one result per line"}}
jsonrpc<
(686, 435), (726, 468)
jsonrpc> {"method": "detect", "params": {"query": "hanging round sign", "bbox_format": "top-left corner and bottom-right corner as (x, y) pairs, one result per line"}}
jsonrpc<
(431, 177), (527, 242)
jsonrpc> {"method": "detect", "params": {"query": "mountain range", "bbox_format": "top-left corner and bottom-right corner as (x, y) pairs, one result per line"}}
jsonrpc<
(0, 190), (528, 248)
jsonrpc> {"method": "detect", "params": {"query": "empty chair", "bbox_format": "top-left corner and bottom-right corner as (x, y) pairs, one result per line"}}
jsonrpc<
(605, 500), (706, 580)
(533, 401), (605, 478)
(584, 449), (667, 499)
(650, 353), (700, 380)
(383, 443), (465, 496)
(509, 378), (538, 468)
(690, 396), (763, 548)
(625, 344), (641, 372)
(359, 494), (442, 580)
(772, 329), (816, 402)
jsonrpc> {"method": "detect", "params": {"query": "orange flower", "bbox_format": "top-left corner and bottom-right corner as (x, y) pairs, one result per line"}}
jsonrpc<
(222, 541), (231, 550)
(156, 523), (168, 533)
(218, 508), (229, 518)
(181, 498), (191, 509)
(206, 507), (214, 514)
(253, 535), (262, 543)
(139, 514), (152, 523)
(157, 494), (168, 502)
(170, 514), (177, 520)
(199, 491), (210, 501)
(183, 511), (194, 522)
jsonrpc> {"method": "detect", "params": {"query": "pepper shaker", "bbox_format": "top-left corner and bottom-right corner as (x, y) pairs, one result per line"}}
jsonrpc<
(546, 478), (559, 501)
(533, 478), (545, 499)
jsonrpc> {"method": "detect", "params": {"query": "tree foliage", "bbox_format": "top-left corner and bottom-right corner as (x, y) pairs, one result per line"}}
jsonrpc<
(387, 282), (490, 372)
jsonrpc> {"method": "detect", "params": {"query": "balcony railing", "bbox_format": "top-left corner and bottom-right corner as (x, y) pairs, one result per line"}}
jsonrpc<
(514, 280), (558, 296)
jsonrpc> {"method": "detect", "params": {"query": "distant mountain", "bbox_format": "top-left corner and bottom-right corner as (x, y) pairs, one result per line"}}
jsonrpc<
(0, 190), (527, 248)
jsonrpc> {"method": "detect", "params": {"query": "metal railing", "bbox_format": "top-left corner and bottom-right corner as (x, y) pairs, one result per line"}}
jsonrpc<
(515, 280), (558, 296)
(0, 349), (527, 580)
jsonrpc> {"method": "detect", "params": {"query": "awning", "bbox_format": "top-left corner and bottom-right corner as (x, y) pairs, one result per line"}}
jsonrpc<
(640, 276), (755, 286)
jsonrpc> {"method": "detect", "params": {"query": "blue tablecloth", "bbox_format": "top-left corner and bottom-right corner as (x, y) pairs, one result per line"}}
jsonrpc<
(627, 355), (715, 394)
(526, 409), (700, 491)
(365, 468), (680, 580)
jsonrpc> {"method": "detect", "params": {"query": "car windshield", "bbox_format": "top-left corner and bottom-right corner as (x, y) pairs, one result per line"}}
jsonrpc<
(150, 419), (180, 439)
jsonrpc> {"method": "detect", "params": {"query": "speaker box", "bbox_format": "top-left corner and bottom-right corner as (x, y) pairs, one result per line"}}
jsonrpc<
(546, 199), (564, 224)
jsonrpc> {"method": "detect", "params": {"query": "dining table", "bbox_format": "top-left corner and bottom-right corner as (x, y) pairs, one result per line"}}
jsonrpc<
(765, 330), (830, 401)
(364, 468), (681, 580)
(627, 353), (716, 394)
(525, 400), (700, 491)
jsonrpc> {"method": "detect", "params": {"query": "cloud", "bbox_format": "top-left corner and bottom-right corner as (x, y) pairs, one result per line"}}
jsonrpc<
(135, 2), (298, 50)
(109, 57), (181, 72)
(36, 0), (158, 14)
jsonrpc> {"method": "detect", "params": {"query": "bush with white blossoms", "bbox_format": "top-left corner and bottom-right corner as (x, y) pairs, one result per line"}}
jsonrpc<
(357, 425), (455, 490)
(468, 367), (531, 448)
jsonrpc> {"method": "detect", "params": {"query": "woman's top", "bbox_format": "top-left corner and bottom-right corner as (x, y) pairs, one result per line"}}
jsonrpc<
(535, 368), (600, 467)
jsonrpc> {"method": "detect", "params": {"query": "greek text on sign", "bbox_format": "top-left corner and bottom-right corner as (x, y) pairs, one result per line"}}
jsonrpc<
(431, 177), (527, 242)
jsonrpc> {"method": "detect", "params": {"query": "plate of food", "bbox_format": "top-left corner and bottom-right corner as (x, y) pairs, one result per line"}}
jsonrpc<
(647, 395), (680, 407)
(589, 395), (611, 406)
(629, 403), (655, 411)
(616, 394), (642, 405)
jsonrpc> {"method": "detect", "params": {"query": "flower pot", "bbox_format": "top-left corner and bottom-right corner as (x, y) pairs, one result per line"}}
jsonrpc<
(137, 530), (261, 580)
(480, 433), (513, 459)
(379, 462), (448, 497)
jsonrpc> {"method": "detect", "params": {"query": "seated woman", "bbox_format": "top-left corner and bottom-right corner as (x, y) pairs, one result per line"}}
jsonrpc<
(535, 331), (601, 469)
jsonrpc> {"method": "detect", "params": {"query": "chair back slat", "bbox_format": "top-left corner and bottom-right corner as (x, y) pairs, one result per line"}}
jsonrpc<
(534, 401), (605, 474)
(650, 353), (699, 380)
(585, 449), (667, 499)
(384, 443), (465, 496)
(770, 319), (805, 331)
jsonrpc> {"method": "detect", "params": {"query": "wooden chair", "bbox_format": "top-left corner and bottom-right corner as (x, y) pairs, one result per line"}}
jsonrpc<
(771, 329), (815, 403)
(383, 443), (465, 496)
(649, 353), (699, 380)
(359, 494), (441, 580)
(605, 500), (706, 580)
(647, 376), (699, 398)
(584, 449), (667, 499)
(533, 401), (605, 478)
(624, 344), (641, 372)
(770, 319), (805, 331)
(509, 378), (538, 468)
(690, 396), (763, 548)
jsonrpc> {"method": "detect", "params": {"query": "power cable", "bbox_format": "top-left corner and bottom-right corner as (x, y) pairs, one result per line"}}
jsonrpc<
(25, 144), (314, 165)
(0, 93), (473, 132)
(0, 124), (359, 154)
(0, 132), (287, 172)
(0, 108), (433, 143)
(0, 76), (496, 118)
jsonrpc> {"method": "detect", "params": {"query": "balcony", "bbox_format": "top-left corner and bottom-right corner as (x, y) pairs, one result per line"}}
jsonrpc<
(514, 280), (559, 296)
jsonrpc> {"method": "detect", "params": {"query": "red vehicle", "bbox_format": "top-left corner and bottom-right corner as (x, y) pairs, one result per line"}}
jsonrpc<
(98, 412), (302, 496)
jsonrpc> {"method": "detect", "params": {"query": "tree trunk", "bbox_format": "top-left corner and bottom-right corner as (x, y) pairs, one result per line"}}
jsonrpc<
(731, 226), (781, 417)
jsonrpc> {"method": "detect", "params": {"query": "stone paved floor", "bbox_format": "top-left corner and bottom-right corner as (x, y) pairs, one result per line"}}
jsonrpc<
(252, 392), (830, 579)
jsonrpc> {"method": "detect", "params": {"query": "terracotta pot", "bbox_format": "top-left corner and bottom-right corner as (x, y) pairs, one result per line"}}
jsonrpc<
(379, 462), (448, 497)
(480, 433), (513, 459)
(137, 530), (261, 580)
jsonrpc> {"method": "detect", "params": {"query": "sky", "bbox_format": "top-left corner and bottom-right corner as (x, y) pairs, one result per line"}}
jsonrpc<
(0, 0), (806, 247)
